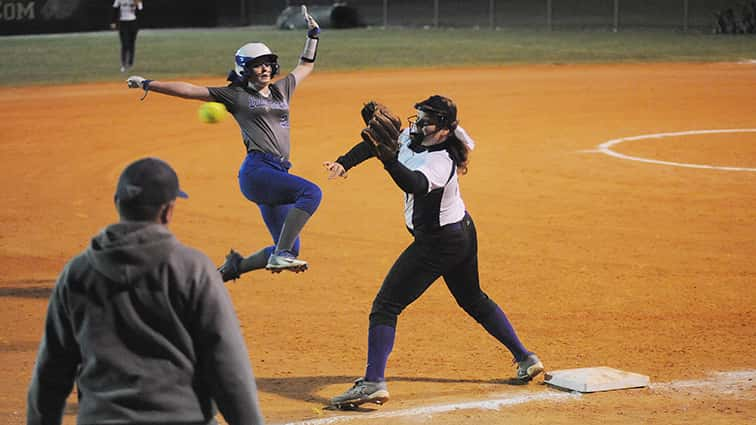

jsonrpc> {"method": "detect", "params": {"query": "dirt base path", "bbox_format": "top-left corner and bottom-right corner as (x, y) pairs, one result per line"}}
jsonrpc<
(1, 63), (755, 424)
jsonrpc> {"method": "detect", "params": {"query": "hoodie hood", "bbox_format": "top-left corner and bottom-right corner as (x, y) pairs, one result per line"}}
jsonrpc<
(85, 222), (177, 285)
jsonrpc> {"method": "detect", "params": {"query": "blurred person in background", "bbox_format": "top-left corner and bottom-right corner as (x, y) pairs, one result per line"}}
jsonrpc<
(111, 0), (143, 72)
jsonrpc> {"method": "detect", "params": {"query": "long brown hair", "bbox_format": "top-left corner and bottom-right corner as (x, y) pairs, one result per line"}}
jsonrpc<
(415, 95), (471, 174)
(445, 130), (470, 175)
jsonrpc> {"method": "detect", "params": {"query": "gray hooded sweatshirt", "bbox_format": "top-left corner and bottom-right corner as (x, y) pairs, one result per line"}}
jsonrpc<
(27, 222), (264, 425)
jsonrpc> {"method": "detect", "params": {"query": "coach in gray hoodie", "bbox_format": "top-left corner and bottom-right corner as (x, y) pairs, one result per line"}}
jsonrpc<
(27, 157), (264, 425)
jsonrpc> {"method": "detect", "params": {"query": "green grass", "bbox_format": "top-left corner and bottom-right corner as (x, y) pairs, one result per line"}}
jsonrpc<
(1, 27), (755, 86)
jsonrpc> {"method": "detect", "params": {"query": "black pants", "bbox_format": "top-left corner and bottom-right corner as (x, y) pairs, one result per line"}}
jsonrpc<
(369, 213), (500, 329)
(118, 20), (139, 68)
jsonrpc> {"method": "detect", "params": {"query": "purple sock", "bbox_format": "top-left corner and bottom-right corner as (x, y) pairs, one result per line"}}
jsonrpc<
(482, 306), (529, 361)
(364, 325), (395, 382)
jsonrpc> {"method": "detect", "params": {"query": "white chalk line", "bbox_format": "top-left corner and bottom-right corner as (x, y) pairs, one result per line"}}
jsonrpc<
(280, 370), (756, 425)
(281, 391), (578, 425)
(650, 370), (756, 400)
(594, 128), (756, 172)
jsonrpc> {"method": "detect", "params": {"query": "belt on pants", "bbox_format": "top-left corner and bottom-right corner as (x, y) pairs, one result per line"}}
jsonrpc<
(247, 150), (291, 169)
(408, 213), (469, 238)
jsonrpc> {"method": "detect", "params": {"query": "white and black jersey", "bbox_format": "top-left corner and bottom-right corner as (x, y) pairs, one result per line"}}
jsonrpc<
(396, 129), (466, 232)
(331, 121), (537, 379)
(112, 0), (142, 22)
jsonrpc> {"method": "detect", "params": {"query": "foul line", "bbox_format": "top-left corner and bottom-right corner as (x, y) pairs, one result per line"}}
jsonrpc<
(650, 370), (756, 398)
(280, 370), (756, 425)
(595, 128), (756, 172)
(283, 391), (579, 425)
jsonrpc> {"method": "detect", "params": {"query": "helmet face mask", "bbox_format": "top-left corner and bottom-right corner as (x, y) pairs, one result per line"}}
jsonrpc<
(231, 42), (280, 82)
(409, 110), (437, 143)
(414, 96), (457, 130)
(409, 96), (458, 144)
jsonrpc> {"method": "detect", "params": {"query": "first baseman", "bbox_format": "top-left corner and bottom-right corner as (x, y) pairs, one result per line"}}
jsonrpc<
(324, 96), (544, 409)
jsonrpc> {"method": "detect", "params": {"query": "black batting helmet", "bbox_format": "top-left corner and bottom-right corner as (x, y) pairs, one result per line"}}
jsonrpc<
(414, 95), (458, 130)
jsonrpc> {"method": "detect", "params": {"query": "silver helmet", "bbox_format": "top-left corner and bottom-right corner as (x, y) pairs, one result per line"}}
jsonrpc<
(229, 42), (280, 81)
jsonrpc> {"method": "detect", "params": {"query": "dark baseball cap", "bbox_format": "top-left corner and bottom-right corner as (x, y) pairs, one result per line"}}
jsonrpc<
(115, 157), (188, 205)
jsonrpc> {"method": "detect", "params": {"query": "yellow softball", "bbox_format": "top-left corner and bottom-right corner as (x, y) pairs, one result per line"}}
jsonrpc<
(198, 102), (227, 124)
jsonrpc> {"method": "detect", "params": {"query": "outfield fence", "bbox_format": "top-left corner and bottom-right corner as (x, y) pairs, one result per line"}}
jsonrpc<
(303, 0), (750, 32)
(1, 0), (751, 36)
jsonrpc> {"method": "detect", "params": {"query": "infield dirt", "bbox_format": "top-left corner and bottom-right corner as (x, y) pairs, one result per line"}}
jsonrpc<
(1, 63), (754, 424)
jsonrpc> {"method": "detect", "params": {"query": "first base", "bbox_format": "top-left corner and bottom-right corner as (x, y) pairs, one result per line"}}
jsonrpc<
(544, 367), (649, 393)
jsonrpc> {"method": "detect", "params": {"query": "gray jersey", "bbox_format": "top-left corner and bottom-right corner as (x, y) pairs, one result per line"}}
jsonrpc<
(209, 74), (296, 159)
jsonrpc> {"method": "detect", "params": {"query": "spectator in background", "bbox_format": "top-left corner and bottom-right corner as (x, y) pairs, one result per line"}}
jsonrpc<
(740, 1), (755, 33)
(111, 0), (143, 72)
(724, 8), (739, 33)
(714, 9), (727, 33)
(27, 157), (265, 425)
(714, 7), (740, 34)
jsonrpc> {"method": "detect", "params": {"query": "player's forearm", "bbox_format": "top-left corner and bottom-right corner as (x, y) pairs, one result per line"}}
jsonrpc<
(146, 81), (211, 100)
(292, 7), (319, 81)
(336, 140), (375, 171)
(299, 36), (318, 65)
(291, 62), (314, 83)
(291, 35), (317, 82)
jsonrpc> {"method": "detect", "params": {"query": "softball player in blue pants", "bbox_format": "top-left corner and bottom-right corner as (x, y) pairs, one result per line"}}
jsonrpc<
(127, 6), (322, 281)
(324, 95), (544, 409)
(239, 151), (323, 262)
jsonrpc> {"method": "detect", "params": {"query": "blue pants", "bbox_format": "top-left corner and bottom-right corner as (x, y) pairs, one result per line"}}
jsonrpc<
(238, 151), (322, 256)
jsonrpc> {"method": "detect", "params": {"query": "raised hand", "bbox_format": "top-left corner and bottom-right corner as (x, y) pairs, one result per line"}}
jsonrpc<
(302, 5), (320, 38)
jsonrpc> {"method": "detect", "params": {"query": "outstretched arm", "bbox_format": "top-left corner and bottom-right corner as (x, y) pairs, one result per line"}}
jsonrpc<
(323, 101), (404, 178)
(126, 76), (213, 101)
(323, 140), (375, 179)
(291, 5), (320, 84)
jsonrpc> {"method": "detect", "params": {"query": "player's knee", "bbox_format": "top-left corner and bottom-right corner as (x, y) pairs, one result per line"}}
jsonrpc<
(296, 182), (322, 215)
(458, 295), (496, 323)
(369, 310), (397, 328)
(309, 184), (323, 208)
(370, 297), (404, 328)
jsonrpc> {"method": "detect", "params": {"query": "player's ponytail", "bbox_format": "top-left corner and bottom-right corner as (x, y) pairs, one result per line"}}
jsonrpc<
(445, 131), (470, 175)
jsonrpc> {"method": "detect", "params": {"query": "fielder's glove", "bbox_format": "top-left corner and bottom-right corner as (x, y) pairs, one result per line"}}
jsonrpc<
(360, 100), (394, 126)
(361, 106), (402, 163)
(302, 5), (320, 38)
